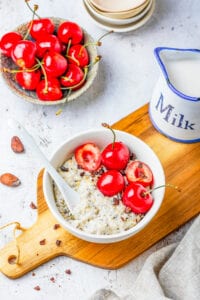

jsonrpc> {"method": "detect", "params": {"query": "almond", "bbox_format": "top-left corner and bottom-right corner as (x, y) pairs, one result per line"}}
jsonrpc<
(11, 136), (24, 153)
(30, 201), (37, 209)
(0, 173), (21, 187)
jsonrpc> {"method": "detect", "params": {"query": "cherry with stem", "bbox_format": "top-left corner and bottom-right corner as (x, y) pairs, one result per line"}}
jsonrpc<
(101, 123), (130, 170)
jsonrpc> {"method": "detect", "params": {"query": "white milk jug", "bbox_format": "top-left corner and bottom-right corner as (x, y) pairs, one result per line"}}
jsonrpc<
(149, 47), (200, 143)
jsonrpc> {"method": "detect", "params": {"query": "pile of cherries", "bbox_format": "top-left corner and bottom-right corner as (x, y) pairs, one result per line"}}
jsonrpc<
(74, 124), (154, 214)
(0, 3), (93, 101)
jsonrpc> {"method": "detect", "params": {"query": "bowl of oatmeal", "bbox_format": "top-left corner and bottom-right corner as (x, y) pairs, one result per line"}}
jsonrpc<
(43, 128), (165, 243)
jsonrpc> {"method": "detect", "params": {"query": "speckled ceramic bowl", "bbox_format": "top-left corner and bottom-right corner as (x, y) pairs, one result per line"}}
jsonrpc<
(0, 17), (99, 105)
(43, 128), (165, 244)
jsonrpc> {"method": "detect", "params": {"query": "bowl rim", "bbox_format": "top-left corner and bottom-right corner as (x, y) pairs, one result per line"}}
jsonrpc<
(43, 128), (165, 243)
(90, 0), (149, 13)
(0, 17), (99, 105)
(84, 0), (153, 25)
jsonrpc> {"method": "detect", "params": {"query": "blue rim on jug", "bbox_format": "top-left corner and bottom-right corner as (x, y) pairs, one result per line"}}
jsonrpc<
(149, 46), (200, 143)
(154, 47), (200, 102)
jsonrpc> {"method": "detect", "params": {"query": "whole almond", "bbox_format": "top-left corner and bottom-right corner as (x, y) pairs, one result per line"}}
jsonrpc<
(11, 136), (24, 153)
(0, 173), (21, 187)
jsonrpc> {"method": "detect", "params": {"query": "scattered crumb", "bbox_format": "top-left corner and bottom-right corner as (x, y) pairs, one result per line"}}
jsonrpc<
(39, 239), (46, 245)
(50, 277), (55, 283)
(34, 285), (40, 291)
(56, 240), (62, 246)
(65, 269), (71, 275)
(53, 224), (60, 230)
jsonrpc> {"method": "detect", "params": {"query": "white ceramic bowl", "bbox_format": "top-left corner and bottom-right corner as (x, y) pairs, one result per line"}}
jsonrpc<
(90, 0), (148, 13)
(43, 128), (165, 243)
(83, 0), (155, 33)
(88, 0), (150, 19)
(84, 0), (152, 25)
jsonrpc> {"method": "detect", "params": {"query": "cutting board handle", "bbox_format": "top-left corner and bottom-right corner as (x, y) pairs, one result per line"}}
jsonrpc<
(0, 210), (68, 279)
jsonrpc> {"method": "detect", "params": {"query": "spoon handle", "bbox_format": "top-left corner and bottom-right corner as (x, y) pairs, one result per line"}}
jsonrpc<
(8, 119), (78, 212)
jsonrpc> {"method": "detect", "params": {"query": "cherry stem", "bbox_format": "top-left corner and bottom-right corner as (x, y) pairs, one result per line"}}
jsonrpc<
(35, 58), (48, 93)
(78, 30), (113, 54)
(66, 39), (71, 56)
(61, 76), (73, 83)
(97, 30), (114, 43)
(83, 41), (102, 48)
(24, 2), (39, 40)
(76, 41), (101, 58)
(24, 20), (33, 40)
(55, 108), (63, 116)
(55, 90), (72, 116)
(61, 56), (100, 90)
(25, 0), (41, 19)
(87, 55), (101, 68)
(61, 67), (89, 90)
(101, 123), (116, 149)
(143, 183), (181, 196)
(65, 54), (80, 66)
(3, 64), (40, 74)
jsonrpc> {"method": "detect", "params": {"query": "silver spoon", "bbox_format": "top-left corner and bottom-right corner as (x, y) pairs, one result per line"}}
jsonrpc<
(8, 119), (79, 214)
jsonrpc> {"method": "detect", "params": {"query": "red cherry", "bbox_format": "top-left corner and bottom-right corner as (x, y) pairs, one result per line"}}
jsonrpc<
(125, 161), (153, 187)
(75, 143), (101, 171)
(43, 51), (68, 77)
(97, 170), (125, 197)
(28, 18), (55, 40)
(11, 40), (37, 68)
(122, 183), (153, 213)
(36, 34), (62, 58)
(16, 69), (41, 90)
(60, 64), (85, 90)
(36, 78), (63, 101)
(68, 44), (89, 68)
(57, 21), (83, 45)
(102, 142), (130, 171)
(101, 124), (130, 170)
(0, 32), (22, 57)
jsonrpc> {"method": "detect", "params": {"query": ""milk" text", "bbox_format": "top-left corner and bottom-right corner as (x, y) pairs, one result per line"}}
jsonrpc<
(155, 94), (195, 130)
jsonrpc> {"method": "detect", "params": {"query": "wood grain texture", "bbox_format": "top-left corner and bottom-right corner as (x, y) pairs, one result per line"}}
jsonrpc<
(0, 103), (200, 278)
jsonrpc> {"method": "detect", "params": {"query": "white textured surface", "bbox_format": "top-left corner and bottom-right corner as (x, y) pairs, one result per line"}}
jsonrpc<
(0, 0), (198, 299)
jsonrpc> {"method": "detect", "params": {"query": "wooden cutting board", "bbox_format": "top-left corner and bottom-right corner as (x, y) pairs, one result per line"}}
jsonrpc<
(0, 104), (200, 279)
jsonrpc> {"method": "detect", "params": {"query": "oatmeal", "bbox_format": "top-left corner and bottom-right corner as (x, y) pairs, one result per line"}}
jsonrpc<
(53, 156), (144, 235)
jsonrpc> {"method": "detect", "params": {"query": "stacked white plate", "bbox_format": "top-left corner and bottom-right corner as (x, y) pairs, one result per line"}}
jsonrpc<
(83, 0), (155, 32)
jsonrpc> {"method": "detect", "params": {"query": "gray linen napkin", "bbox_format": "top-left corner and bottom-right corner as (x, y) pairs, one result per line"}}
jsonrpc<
(89, 215), (200, 300)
